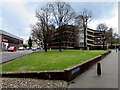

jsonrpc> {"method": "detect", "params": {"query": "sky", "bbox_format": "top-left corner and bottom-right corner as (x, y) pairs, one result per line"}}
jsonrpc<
(0, 0), (119, 43)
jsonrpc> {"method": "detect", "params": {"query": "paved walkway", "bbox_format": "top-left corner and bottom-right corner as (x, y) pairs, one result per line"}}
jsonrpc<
(68, 50), (118, 88)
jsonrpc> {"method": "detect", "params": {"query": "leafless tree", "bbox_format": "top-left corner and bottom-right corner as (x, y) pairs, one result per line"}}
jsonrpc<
(48, 2), (76, 52)
(113, 33), (119, 48)
(76, 9), (92, 50)
(106, 28), (114, 46)
(31, 23), (43, 48)
(97, 23), (108, 50)
(32, 4), (52, 52)
(31, 22), (55, 51)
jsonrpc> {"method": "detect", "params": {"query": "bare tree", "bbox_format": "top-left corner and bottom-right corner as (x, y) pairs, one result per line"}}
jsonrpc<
(106, 28), (114, 46)
(31, 22), (55, 51)
(31, 23), (43, 48)
(28, 36), (32, 49)
(34, 4), (52, 52)
(97, 23), (108, 50)
(113, 33), (119, 48)
(48, 2), (75, 52)
(76, 9), (92, 50)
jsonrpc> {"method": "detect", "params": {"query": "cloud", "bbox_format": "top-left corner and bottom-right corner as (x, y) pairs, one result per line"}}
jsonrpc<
(24, 27), (31, 34)
(0, 0), (119, 2)
(20, 35), (29, 43)
(3, 2), (38, 25)
(2, 1), (39, 42)
(88, 3), (118, 33)
(0, 17), (2, 27)
(1, 1), (118, 43)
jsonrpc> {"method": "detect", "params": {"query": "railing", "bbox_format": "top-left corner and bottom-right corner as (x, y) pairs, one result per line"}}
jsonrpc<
(87, 42), (107, 46)
(87, 32), (103, 37)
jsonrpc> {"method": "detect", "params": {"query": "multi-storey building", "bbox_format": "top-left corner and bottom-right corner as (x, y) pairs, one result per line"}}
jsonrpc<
(48, 25), (107, 50)
(48, 25), (75, 49)
(75, 15), (107, 50)
(87, 28), (107, 50)
(75, 28), (107, 50)
(0, 30), (23, 50)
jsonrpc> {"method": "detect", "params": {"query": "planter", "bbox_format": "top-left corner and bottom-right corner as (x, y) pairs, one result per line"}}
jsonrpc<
(1, 50), (111, 81)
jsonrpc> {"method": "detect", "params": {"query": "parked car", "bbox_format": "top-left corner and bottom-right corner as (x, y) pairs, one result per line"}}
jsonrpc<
(32, 47), (37, 51)
(8, 46), (17, 52)
(37, 46), (41, 49)
(26, 47), (30, 50)
(118, 47), (120, 51)
(18, 47), (25, 50)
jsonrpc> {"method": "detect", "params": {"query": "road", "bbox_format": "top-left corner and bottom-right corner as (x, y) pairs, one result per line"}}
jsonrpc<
(68, 50), (118, 88)
(1, 50), (34, 64)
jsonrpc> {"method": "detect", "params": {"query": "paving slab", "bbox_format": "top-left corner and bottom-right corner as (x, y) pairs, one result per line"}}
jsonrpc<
(68, 50), (118, 88)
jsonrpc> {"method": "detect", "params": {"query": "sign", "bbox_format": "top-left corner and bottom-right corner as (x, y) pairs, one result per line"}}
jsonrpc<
(2, 39), (8, 42)
(71, 67), (80, 74)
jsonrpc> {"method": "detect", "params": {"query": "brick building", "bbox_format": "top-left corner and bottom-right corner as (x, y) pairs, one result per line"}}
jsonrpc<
(48, 25), (75, 49)
(47, 25), (107, 50)
(87, 28), (107, 50)
(75, 28), (107, 50)
(0, 30), (23, 50)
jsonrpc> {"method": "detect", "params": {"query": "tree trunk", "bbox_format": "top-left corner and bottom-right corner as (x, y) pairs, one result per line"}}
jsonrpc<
(59, 39), (62, 52)
(103, 40), (105, 50)
(59, 26), (62, 52)
(102, 32), (106, 50)
(83, 25), (87, 50)
(110, 42), (113, 46)
(44, 40), (47, 52)
(110, 37), (113, 46)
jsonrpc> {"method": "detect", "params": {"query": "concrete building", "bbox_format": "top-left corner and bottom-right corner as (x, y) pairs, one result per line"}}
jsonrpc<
(0, 30), (23, 50)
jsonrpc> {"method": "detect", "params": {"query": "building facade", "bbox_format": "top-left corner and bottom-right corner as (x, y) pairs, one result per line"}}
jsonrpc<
(48, 25), (75, 49)
(75, 15), (107, 50)
(0, 30), (23, 50)
(87, 28), (107, 50)
(75, 28), (107, 50)
(47, 25), (107, 50)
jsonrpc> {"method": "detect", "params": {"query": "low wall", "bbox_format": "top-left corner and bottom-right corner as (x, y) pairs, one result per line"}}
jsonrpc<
(2, 71), (65, 80)
(64, 50), (111, 81)
(1, 50), (111, 81)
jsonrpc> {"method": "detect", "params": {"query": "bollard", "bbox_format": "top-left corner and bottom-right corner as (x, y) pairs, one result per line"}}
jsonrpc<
(97, 63), (101, 76)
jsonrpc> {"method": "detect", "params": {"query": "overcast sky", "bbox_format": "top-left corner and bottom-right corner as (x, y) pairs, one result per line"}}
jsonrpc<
(0, 0), (119, 43)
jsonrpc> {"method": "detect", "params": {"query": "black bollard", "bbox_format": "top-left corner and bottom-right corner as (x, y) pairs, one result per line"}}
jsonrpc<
(97, 63), (101, 76)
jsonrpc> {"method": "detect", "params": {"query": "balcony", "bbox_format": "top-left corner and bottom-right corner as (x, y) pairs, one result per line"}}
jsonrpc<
(87, 37), (104, 42)
(87, 32), (103, 37)
(87, 42), (107, 46)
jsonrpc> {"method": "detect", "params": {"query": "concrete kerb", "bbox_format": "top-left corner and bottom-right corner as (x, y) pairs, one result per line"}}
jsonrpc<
(1, 50), (111, 81)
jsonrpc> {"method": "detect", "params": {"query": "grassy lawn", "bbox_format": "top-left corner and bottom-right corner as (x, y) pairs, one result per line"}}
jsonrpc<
(1, 50), (107, 72)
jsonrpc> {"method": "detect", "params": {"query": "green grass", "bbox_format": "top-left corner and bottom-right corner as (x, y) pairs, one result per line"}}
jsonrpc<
(1, 50), (107, 72)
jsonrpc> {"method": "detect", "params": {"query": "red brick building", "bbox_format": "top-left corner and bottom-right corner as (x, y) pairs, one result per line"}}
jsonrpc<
(87, 28), (107, 50)
(0, 30), (23, 51)
(48, 25), (75, 49)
